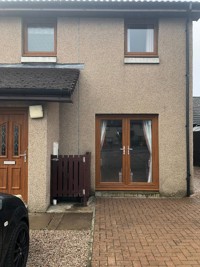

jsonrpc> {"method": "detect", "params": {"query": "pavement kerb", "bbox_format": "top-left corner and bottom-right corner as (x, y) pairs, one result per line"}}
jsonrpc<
(87, 200), (96, 267)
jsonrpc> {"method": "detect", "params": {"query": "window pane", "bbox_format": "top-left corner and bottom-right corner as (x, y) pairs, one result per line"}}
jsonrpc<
(129, 120), (152, 183)
(127, 25), (154, 53)
(28, 27), (54, 52)
(100, 120), (123, 182)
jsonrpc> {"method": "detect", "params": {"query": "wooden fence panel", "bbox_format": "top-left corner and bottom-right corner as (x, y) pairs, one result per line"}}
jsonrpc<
(63, 156), (68, 196)
(68, 155), (73, 196)
(51, 157), (58, 199)
(85, 152), (91, 197)
(58, 155), (63, 196)
(74, 156), (79, 197)
(194, 132), (200, 166)
(79, 156), (84, 196)
(50, 152), (91, 205)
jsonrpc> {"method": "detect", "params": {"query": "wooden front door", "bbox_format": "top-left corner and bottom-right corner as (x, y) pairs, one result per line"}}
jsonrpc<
(0, 109), (28, 202)
(96, 115), (159, 191)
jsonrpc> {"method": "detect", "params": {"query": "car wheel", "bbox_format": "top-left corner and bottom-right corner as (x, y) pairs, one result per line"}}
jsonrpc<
(5, 221), (29, 267)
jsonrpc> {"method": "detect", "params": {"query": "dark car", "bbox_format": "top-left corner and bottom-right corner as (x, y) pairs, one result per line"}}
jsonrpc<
(0, 193), (29, 267)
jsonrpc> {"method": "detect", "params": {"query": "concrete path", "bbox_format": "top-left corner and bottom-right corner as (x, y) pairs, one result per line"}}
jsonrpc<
(91, 197), (200, 267)
(29, 212), (93, 230)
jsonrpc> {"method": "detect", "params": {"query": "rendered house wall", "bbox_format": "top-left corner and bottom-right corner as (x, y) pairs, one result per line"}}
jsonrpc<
(58, 17), (191, 196)
(0, 15), (193, 211)
(0, 17), (21, 63)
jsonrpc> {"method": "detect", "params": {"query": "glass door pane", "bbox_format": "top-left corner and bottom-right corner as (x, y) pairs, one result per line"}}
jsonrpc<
(129, 120), (152, 183)
(0, 123), (7, 157)
(100, 120), (123, 182)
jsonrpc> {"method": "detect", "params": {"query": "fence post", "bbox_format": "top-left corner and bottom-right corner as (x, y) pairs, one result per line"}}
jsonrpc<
(85, 152), (91, 198)
(82, 155), (86, 206)
(51, 155), (59, 204)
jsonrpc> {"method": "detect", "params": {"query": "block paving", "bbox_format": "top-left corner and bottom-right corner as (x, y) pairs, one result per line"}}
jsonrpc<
(91, 197), (200, 267)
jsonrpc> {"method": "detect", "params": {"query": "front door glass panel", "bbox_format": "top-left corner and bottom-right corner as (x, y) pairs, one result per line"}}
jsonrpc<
(100, 120), (123, 182)
(13, 124), (20, 156)
(0, 123), (7, 156)
(129, 120), (152, 183)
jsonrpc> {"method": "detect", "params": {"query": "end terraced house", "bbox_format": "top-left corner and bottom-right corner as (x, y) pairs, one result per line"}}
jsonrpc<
(0, 0), (200, 212)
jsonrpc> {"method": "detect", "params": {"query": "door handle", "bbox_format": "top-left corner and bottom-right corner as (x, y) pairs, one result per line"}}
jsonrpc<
(128, 146), (133, 155)
(19, 151), (27, 162)
(120, 146), (126, 155)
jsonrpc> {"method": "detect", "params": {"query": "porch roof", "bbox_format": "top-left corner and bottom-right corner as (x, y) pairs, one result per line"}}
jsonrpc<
(0, 64), (81, 102)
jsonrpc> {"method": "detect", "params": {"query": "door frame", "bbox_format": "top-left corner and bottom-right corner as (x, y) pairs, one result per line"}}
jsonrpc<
(0, 107), (28, 201)
(95, 114), (159, 191)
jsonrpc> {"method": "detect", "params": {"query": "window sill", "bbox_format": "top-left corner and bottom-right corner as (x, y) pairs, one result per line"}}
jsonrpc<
(21, 56), (57, 63)
(124, 57), (159, 64)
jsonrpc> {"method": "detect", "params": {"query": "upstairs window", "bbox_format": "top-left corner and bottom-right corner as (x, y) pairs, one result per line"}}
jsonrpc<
(23, 20), (57, 56)
(125, 20), (158, 57)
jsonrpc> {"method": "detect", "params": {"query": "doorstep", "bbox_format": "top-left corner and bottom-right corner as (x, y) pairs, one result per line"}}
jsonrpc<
(47, 196), (95, 213)
(95, 190), (160, 198)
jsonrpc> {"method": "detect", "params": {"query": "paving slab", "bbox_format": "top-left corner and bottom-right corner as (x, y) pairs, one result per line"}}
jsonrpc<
(57, 213), (93, 230)
(29, 212), (93, 230)
(46, 213), (64, 230)
(29, 213), (54, 230)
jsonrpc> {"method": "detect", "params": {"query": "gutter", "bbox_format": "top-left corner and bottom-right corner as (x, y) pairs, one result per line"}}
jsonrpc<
(0, 1), (200, 19)
(186, 2), (192, 197)
(0, 8), (198, 16)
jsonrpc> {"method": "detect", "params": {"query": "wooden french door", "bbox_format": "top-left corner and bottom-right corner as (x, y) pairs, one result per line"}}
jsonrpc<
(96, 115), (159, 190)
(0, 109), (28, 202)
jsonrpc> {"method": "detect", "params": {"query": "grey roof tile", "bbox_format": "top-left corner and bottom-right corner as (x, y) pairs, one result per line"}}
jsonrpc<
(0, 67), (80, 101)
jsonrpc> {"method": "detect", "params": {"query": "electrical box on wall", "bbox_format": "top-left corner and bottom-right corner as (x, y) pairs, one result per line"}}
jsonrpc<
(29, 105), (43, 119)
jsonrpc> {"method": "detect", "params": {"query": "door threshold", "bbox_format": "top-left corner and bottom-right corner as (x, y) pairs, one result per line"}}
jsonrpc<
(95, 190), (160, 198)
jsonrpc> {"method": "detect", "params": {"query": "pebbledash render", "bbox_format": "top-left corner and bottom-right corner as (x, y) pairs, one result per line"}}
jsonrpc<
(0, 0), (199, 212)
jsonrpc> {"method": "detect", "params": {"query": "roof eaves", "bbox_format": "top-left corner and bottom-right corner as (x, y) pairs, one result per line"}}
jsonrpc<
(0, 0), (200, 20)
(0, 0), (199, 2)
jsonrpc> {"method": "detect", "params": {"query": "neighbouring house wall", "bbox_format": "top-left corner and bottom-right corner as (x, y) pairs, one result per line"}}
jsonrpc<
(59, 17), (189, 196)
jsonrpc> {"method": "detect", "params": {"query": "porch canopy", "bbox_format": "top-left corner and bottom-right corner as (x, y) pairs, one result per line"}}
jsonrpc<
(0, 64), (81, 102)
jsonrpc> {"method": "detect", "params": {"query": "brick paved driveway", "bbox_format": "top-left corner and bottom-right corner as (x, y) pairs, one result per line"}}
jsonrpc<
(92, 198), (200, 267)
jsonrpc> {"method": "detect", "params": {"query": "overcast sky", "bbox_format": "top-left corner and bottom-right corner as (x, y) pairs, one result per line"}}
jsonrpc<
(193, 20), (200, 96)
